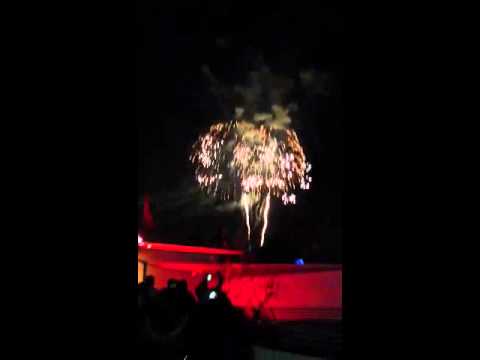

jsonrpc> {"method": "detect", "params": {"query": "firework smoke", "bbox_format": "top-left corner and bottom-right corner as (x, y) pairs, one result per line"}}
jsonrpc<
(191, 64), (313, 248)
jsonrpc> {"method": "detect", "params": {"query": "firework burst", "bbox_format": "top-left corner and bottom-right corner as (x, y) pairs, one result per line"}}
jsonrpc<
(190, 119), (312, 247)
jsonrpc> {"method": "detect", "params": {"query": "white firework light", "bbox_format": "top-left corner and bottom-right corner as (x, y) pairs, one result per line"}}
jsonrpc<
(190, 117), (312, 247)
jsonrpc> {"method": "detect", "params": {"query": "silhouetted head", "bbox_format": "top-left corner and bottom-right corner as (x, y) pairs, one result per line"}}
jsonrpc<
(144, 275), (155, 288)
(177, 280), (188, 292)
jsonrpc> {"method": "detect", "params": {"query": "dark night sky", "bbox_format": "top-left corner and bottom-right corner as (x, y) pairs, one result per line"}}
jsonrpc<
(137, 1), (344, 263)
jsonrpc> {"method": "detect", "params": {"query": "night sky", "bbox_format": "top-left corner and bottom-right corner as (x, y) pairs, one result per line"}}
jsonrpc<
(137, 1), (344, 263)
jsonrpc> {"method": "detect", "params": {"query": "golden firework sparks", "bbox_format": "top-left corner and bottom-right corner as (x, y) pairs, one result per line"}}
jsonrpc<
(190, 118), (312, 247)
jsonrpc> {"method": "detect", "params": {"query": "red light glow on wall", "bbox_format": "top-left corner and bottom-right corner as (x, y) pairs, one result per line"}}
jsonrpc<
(138, 244), (342, 321)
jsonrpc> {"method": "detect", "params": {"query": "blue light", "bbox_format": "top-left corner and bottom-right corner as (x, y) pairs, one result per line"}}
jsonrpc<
(294, 258), (304, 265)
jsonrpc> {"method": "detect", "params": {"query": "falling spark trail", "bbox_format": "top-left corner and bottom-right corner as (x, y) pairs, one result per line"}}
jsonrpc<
(260, 192), (271, 247)
(241, 194), (251, 241)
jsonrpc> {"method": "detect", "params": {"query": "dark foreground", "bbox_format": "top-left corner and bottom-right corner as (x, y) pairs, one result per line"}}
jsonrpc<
(137, 275), (341, 359)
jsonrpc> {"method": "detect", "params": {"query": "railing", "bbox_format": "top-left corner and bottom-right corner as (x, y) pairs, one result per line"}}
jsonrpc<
(138, 241), (243, 256)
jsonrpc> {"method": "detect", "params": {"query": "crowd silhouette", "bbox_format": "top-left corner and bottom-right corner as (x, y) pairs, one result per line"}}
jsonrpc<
(137, 273), (254, 359)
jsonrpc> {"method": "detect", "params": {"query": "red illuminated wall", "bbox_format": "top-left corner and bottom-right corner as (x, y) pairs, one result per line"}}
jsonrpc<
(138, 244), (341, 321)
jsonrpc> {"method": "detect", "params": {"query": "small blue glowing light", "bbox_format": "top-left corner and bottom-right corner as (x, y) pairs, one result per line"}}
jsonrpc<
(294, 258), (304, 265)
(209, 291), (217, 300)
